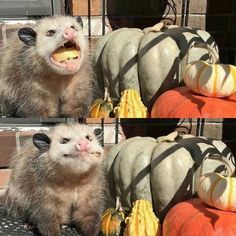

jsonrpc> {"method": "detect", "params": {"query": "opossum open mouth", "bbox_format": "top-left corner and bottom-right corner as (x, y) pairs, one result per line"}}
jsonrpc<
(50, 41), (81, 72)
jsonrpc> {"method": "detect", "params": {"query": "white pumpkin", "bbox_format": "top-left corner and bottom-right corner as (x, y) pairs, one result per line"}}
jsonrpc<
(197, 155), (236, 211)
(184, 44), (236, 98)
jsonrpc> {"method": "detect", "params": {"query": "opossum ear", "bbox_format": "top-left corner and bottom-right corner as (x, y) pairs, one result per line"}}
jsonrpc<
(76, 16), (83, 28)
(18, 27), (37, 46)
(33, 133), (51, 151)
(93, 128), (103, 146)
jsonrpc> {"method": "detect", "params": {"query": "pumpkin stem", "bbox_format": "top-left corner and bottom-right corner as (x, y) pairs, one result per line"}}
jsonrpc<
(143, 21), (165, 33)
(186, 43), (220, 65)
(104, 87), (111, 102)
(115, 197), (123, 212)
(156, 131), (179, 143)
(199, 154), (234, 178)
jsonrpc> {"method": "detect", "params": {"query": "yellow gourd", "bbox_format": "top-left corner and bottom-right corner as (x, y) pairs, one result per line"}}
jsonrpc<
(197, 155), (236, 211)
(124, 200), (161, 236)
(114, 89), (148, 118)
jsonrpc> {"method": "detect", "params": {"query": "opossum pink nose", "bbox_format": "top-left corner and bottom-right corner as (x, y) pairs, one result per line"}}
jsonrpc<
(63, 27), (76, 40)
(76, 138), (90, 151)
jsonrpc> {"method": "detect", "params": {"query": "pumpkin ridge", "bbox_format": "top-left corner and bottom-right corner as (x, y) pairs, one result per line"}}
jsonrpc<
(101, 208), (113, 235)
(95, 103), (101, 118)
(184, 60), (199, 76)
(210, 176), (222, 207)
(198, 174), (210, 187)
(105, 212), (112, 234)
(229, 65), (236, 93)
(89, 100), (99, 110)
(227, 177), (233, 210)
(221, 65), (230, 95)
(196, 63), (207, 94)
(149, 145), (160, 208)
(212, 64), (218, 97)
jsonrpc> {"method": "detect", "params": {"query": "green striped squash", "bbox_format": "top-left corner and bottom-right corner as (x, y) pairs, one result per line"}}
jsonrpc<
(184, 44), (236, 98)
(101, 197), (125, 236)
(197, 155), (236, 211)
(89, 87), (114, 118)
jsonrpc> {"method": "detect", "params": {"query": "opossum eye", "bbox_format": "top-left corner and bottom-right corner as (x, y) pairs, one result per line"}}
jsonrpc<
(71, 25), (77, 31)
(60, 138), (71, 144)
(46, 30), (56, 37)
(85, 135), (91, 141)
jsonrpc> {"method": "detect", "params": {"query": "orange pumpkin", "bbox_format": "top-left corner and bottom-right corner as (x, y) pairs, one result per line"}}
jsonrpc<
(163, 198), (236, 236)
(151, 86), (236, 118)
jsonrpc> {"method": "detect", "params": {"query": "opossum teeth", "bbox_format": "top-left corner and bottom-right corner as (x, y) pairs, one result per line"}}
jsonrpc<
(59, 56), (79, 63)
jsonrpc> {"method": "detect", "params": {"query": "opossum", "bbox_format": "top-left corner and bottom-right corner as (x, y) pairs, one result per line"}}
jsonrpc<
(2, 123), (106, 236)
(0, 16), (95, 118)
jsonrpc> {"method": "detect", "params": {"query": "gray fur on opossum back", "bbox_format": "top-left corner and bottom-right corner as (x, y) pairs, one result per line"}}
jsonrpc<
(0, 16), (96, 117)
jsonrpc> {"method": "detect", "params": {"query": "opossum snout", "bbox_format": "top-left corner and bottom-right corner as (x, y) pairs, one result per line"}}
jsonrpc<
(63, 27), (76, 40)
(76, 138), (90, 152)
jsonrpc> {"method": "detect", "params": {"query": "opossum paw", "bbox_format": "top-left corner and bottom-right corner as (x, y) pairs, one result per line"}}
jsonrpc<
(23, 223), (35, 230)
